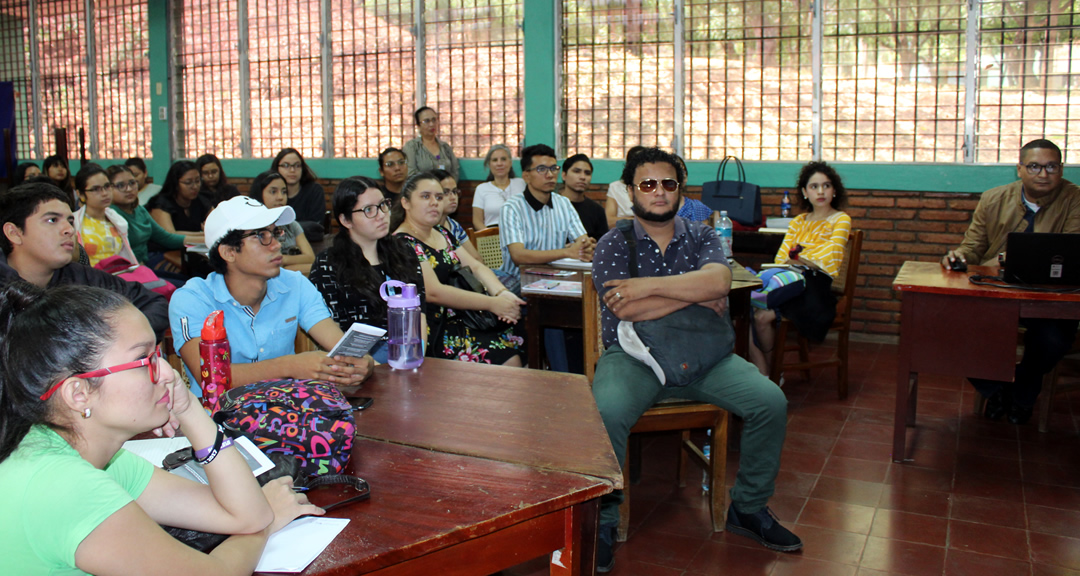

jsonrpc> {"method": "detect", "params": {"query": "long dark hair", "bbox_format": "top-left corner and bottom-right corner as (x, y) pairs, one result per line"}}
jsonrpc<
(195, 154), (230, 190)
(327, 177), (422, 327)
(0, 283), (128, 463)
(271, 148), (317, 186)
(796, 161), (848, 211)
(248, 171), (285, 205)
(74, 162), (108, 194)
(13, 162), (39, 186)
(390, 171), (441, 232)
(157, 160), (199, 203)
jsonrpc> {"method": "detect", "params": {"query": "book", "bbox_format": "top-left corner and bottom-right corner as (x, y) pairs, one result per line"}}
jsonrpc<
(523, 267), (576, 277)
(549, 258), (593, 270)
(326, 322), (386, 358)
(522, 280), (582, 297)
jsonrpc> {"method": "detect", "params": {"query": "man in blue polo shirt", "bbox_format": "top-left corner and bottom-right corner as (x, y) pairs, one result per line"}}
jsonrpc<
(169, 196), (373, 390)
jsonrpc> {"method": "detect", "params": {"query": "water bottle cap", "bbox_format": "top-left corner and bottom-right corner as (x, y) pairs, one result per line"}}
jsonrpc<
(201, 310), (227, 341)
(720, 210), (728, 216)
(380, 280), (421, 308)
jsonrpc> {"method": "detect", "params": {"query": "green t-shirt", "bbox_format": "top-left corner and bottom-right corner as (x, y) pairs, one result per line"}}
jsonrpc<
(0, 425), (154, 575)
(113, 204), (185, 263)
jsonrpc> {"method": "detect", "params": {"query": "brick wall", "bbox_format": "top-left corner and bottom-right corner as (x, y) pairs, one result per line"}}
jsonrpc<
(232, 176), (982, 337)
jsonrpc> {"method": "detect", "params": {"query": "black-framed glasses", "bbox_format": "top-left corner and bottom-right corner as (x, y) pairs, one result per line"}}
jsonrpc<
(85, 183), (116, 195)
(1024, 162), (1061, 175)
(382, 160), (406, 168)
(179, 178), (201, 187)
(278, 162), (303, 171)
(113, 179), (139, 192)
(352, 199), (392, 219)
(241, 227), (286, 246)
(528, 165), (560, 176)
(635, 178), (680, 194)
(419, 117), (438, 125)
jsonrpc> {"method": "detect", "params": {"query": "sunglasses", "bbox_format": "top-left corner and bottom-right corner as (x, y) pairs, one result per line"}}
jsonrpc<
(635, 178), (680, 194)
(40, 345), (163, 401)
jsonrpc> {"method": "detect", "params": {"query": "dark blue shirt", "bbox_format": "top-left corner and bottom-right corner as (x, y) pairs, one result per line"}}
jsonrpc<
(591, 216), (728, 347)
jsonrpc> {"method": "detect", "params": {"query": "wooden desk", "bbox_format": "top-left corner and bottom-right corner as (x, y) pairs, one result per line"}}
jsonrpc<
(273, 360), (621, 576)
(891, 261), (1080, 462)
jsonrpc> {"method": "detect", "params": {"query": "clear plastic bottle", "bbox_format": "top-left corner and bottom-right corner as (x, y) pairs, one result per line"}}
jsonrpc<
(781, 190), (791, 218)
(380, 280), (424, 370)
(715, 210), (734, 260)
(199, 310), (232, 412)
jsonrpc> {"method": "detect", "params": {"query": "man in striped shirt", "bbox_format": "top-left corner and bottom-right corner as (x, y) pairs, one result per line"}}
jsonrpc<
(499, 144), (595, 277)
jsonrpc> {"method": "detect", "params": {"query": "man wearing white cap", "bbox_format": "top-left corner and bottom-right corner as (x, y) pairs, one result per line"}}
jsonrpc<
(169, 196), (373, 390)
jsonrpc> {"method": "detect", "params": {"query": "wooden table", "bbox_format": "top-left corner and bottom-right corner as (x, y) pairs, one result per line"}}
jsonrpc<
(519, 264), (762, 369)
(270, 360), (622, 576)
(891, 261), (1080, 462)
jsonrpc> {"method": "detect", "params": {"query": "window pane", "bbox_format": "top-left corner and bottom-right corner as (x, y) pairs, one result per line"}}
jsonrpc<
(975, 1), (1080, 163)
(173, 0), (242, 158)
(0, 1), (35, 158)
(424, 0), (523, 158)
(331, 1), (415, 158)
(36, 0), (91, 158)
(821, 0), (967, 162)
(563, 0), (677, 160)
(685, 0), (813, 161)
(94, 0), (151, 159)
(249, 0), (323, 159)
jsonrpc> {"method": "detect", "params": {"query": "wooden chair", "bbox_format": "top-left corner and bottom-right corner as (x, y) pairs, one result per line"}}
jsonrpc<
(769, 230), (864, 398)
(582, 272), (729, 542)
(466, 226), (503, 270)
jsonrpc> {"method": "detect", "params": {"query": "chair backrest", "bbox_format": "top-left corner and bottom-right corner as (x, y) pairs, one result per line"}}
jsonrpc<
(469, 226), (503, 270)
(582, 271), (604, 381)
(833, 229), (864, 320)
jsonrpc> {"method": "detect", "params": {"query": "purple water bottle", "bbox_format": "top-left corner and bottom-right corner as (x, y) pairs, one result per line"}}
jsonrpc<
(379, 280), (424, 370)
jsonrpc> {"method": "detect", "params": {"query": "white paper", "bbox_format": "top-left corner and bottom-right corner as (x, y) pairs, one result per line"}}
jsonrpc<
(549, 257), (592, 270)
(233, 436), (275, 476)
(255, 517), (350, 573)
(326, 322), (386, 359)
(123, 437), (192, 467)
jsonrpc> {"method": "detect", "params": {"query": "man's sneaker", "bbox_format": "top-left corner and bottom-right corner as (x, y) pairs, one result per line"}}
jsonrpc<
(725, 503), (803, 552)
(596, 524), (616, 573)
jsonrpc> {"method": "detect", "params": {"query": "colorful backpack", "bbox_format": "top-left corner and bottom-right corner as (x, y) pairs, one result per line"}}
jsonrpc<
(215, 378), (355, 478)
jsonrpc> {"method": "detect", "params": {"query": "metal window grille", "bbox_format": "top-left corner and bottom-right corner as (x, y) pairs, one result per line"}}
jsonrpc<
(35, 0), (91, 159)
(248, 0), (324, 159)
(93, 0), (150, 159)
(562, 0), (677, 160)
(684, 0), (813, 161)
(424, 0), (523, 158)
(975, 1), (1080, 164)
(172, 0), (243, 158)
(821, 0), (967, 162)
(331, 0), (415, 158)
(0, 1), (35, 158)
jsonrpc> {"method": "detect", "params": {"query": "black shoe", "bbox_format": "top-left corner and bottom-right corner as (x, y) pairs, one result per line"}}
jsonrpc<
(596, 525), (616, 573)
(984, 391), (1008, 421)
(1007, 402), (1033, 425)
(725, 503), (803, 552)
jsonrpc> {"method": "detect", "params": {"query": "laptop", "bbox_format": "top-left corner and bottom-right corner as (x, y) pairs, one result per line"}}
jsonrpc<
(1004, 232), (1080, 285)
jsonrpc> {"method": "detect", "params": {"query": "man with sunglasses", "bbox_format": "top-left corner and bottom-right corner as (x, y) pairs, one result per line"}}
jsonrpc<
(590, 148), (800, 571)
(169, 196), (374, 394)
(942, 138), (1080, 424)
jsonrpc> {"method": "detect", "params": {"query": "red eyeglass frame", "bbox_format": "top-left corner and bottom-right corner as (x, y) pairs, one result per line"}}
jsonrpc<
(39, 345), (163, 401)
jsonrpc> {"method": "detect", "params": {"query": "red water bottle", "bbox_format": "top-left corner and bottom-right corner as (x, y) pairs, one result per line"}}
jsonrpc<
(199, 310), (232, 411)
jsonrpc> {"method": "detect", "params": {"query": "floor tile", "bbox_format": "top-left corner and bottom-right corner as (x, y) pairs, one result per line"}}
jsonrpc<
(1026, 483), (1080, 513)
(833, 438), (895, 462)
(784, 431), (840, 455)
(810, 477), (885, 507)
(822, 456), (891, 483)
(1030, 533), (1080, 571)
(624, 529), (708, 570)
(772, 556), (860, 576)
(1033, 563), (1080, 576)
(954, 452), (1022, 480)
(948, 494), (1026, 529)
(948, 519), (1030, 560)
(944, 549), (1032, 576)
(787, 525), (868, 565)
(839, 422), (895, 445)
(797, 499), (877, 534)
(884, 465), (953, 493)
(780, 449), (828, 475)
(1027, 504), (1080, 539)
(860, 536), (947, 576)
(788, 415), (847, 438)
(684, 540), (779, 575)
(869, 509), (948, 547)
(774, 469), (820, 498)
(877, 486), (951, 518)
(952, 470), (1025, 501)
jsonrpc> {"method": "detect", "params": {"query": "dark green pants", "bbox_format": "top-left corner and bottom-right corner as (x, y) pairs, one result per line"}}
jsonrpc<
(592, 344), (788, 527)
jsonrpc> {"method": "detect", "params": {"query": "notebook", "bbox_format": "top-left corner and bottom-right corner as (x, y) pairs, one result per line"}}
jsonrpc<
(1004, 232), (1080, 285)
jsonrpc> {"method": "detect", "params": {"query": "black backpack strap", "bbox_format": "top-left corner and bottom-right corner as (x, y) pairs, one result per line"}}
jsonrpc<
(616, 219), (638, 278)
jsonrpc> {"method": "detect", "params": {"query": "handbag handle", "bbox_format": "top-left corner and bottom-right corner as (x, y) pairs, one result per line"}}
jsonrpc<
(715, 155), (746, 183)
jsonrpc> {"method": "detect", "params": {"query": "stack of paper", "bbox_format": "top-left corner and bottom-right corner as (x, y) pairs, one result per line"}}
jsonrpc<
(522, 280), (582, 296)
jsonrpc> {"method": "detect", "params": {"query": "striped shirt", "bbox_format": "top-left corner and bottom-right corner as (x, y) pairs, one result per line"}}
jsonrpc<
(499, 188), (588, 275)
(774, 211), (852, 278)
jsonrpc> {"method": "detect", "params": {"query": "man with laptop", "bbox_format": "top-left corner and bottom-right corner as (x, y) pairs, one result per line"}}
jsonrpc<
(942, 138), (1080, 424)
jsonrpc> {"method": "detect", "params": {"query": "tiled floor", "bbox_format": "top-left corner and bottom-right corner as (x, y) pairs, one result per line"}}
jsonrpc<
(505, 340), (1080, 576)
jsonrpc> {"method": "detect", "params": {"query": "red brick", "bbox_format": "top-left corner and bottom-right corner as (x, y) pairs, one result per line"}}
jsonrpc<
(947, 198), (980, 211)
(858, 265), (900, 276)
(868, 276), (899, 287)
(896, 198), (947, 209)
(861, 241), (896, 252)
(919, 210), (972, 221)
(946, 222), (971, 233)
(853, 310), (895, 323)
(907, 243), (950, 255)
(855, 287), (895, 300)
(917, 232), (965, 245)
(866, 300), (903, 312)
(867, 208), (918, 220)
(849, 196), (896, 207)
(849, 321), (867, 332)
(896, 221), (947, 232)
(844, 208), (868, 218)
(865, 254), (909, 265)
(866, 323), (901, 335)
(868, 230), (917, 242)
(858, 220), (896, 230)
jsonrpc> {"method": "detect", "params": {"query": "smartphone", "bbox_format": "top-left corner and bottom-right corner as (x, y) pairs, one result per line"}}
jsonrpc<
(347, 396), (373, 411)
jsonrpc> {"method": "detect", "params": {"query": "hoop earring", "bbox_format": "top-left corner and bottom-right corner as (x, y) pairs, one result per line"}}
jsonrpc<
(82, 408), (91, 419)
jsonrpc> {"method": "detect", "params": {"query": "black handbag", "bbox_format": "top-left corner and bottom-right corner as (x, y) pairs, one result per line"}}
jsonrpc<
(778, 268), (837, 343)
(445, 263), (500, 332)
(615, 221), (734, 387)
(701, 156), (763, 227)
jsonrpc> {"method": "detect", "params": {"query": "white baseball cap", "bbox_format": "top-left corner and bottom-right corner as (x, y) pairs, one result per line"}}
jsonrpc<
(205, 196), (296, 249)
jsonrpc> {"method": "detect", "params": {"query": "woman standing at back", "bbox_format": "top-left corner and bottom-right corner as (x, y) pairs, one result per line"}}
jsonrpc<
(403, 106), (459, 180)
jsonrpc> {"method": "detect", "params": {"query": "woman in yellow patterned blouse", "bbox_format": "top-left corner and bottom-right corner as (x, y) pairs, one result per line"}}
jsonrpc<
(750, 161), (852, 376)
(73, 163), (139, 268)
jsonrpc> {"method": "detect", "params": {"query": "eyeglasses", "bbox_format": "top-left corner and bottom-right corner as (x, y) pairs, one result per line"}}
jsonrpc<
(240, 227), (286, 246)
(278, 162), (303, 171)
(1024, 162), (1061, 175)
(528, 165), (560, 176)
(442, 188), (460, 196)
(41, 345), (163, 401)
(351, 199), (392, 219)
(382, 160), (406, 168)
(85, 183), (116, 195)
(179, 178), (202, 187)
(114, 179), (139, 192)
(419, 117), (438, 125)
(635, 178), (680, 194)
